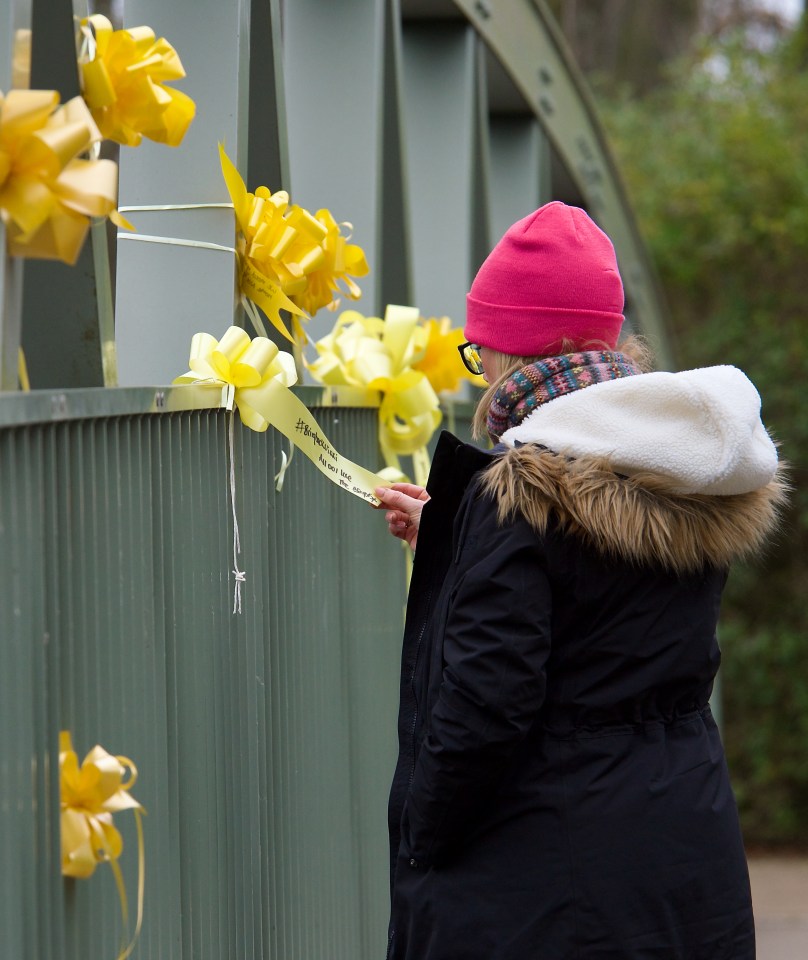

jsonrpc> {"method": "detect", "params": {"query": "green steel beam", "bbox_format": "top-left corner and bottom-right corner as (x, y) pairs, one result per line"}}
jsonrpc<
(247, 0), (290, 192)
(401, 21), (481, 324)
(282, 0), (386, 340)
(0, 383), (381, 428)
(114, 0), (255, 386)
(0, 0), (31, 392)
(488, 117), (551, 240)
(20, 0), (111, 389)
(378, 0), (414, 311)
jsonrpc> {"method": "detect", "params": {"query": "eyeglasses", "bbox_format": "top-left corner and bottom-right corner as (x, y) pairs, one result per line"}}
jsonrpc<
(457, 342), (484, 376)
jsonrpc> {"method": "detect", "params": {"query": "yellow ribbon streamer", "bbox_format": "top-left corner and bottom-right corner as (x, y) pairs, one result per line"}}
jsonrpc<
(18, 347), (30, 391)
(12, 29), (31, 89)
(173, 326), (386, 503)
(80, 15), (195, 148)
(0, 89), (120, 264)
(240, 378), (387, 503)
(307, 305), (442, 486)
(59, 731), (145, 960)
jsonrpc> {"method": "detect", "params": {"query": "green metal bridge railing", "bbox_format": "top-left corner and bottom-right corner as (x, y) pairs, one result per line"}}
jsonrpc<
(0, 386), (410, 960)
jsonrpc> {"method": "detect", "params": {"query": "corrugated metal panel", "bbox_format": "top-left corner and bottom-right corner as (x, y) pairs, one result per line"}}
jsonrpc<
(0, 424), (61, 960)
(0, 398), (405, 960)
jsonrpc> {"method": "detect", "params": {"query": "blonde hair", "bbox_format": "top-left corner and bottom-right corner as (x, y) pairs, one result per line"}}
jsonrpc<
(471, 335), (655, 441)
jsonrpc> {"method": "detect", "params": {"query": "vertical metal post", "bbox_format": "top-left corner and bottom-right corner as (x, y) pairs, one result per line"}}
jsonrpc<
(19, 0), (110, 389)
(0, 0), (30, 392)
(114, 0), (255, 386)
(488, 118), (549, 240)
(247, 0), (290, 193)
(282, 0), (385, 336)
(0, 239), (24, 392)
(378, 0), (413, 311)
(400, 22), (479, 325)
(470, 36), (493, 275)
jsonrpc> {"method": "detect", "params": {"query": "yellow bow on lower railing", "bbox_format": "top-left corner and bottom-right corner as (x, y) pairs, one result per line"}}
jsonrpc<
(174, 325), (299, 612)
(173, 324), (299, 425)
(174, 326), (388, 612)
(60, 731), (145, 960)
(308, 305), (442, 486)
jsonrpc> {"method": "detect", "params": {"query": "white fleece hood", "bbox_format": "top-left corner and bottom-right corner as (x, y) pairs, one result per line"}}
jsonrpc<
(500, 365), (778, 496)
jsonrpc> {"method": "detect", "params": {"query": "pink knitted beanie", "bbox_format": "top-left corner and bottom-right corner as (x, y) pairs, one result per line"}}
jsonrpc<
(464, 202), (625, 356)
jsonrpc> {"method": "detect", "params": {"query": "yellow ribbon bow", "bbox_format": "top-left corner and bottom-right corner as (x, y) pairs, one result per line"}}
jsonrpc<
(308, 305), (442, 485)
(289, 208), (369, 317)
(219, 146), (369, 343)
(414, 316), (485, 394)
(219, 145), (312, 342)
(173, 324), (298, 427)
(80, 15), (195, 147)
(59, 731), (145, 960)
(0, 89), (119, 264)
(173, 327), (391, 611)
(174, 326), (298, 612)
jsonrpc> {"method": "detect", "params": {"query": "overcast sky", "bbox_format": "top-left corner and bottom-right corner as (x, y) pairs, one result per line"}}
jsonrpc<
(760, 0), (804, 21)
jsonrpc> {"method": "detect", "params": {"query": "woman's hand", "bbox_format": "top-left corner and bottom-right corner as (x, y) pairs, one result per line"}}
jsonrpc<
(375, 483), (431, 550)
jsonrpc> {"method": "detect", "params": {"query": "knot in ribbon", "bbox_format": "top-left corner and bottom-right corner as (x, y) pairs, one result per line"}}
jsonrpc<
(308, 305), (442, 483)
(59, 731), (143, 879)
(414, 316), (485, 394)
(173, 325), (298, 430)
(219, 145), (368, 342)
(80, 15), (195, 147)
(0, 89), (119, 263)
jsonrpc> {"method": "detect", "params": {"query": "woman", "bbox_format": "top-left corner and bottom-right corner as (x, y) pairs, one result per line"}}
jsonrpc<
(375, 202), (785, 960)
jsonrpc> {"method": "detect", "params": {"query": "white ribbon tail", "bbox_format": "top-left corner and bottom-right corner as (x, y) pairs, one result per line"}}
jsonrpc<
(274, 442), (295, 492)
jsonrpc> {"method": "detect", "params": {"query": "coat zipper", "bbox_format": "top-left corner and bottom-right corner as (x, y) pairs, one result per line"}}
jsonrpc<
(408, 585), (433, 786)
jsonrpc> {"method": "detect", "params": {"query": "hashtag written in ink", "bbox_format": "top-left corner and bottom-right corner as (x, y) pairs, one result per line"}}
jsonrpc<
(295, 418), (306, 433)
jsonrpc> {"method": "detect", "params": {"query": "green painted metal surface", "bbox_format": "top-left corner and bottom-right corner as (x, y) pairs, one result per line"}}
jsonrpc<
(0, 393), (405, 959)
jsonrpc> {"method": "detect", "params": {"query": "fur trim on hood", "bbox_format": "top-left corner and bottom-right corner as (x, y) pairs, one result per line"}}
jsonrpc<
(480, 445), (788, 575)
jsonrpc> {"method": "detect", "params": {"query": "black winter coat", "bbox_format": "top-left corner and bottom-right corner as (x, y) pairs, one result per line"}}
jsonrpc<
(386, 431), (782, 960)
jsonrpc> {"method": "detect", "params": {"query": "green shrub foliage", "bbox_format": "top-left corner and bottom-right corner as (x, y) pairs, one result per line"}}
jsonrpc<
(598, 26), (808, 846)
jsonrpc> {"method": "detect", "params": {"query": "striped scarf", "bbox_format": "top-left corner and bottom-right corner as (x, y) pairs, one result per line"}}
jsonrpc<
(487, 350), (641, 441)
